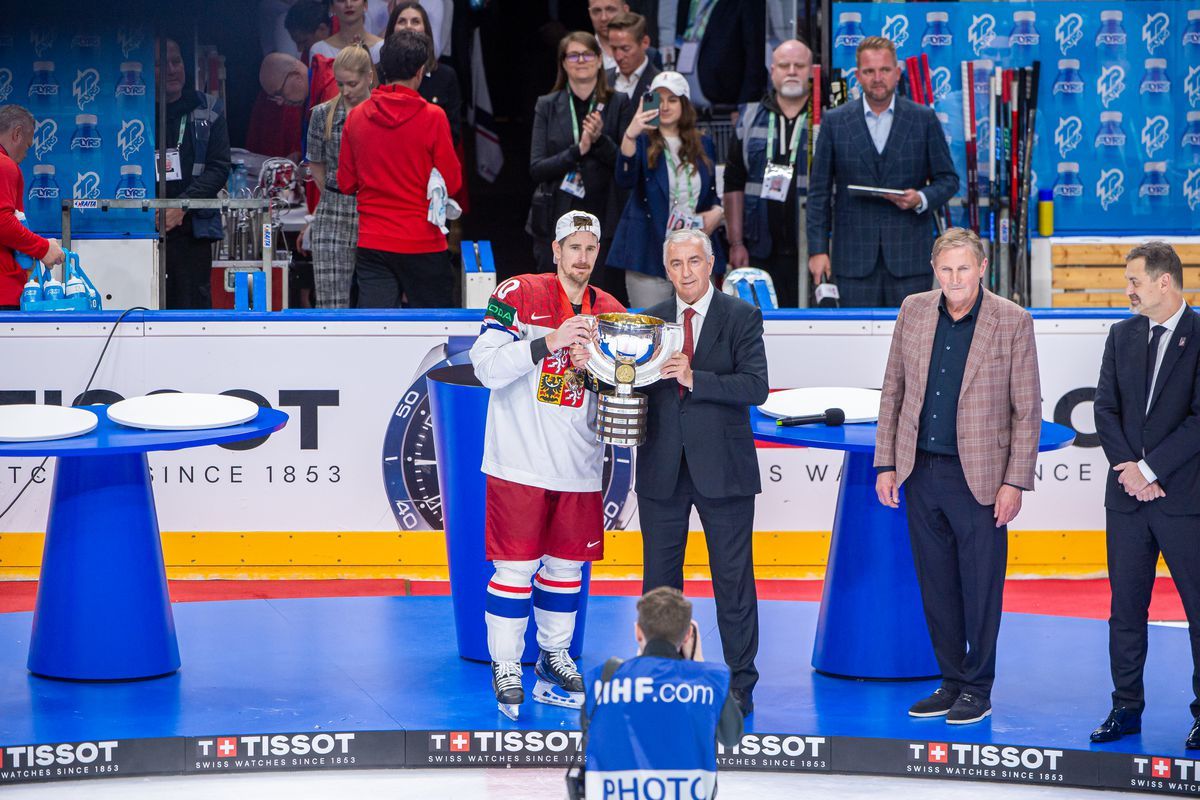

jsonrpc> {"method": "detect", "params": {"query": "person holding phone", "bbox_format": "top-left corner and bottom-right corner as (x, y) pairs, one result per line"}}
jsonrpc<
(608, 71), (725, 308)
(528, 32), (632, 292)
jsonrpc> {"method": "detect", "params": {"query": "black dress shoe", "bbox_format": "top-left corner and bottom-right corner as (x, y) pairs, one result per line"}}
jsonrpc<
(947, 692), (992, 725)
(1091, 707), (1142, 743)
(731, 688), (754, 717)
(909, 687), (959, 718)
(1186, 716), (1200, 749)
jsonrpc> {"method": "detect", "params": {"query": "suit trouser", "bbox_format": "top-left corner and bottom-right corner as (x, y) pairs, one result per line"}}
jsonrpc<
(1107, 505), (1200, 716)
(761, 250), (799, 309)
(354, 248), (454, 309)
(837, 249), (932, 308)
(905, 450), (1007, 700)
(638, 455), (759, 692)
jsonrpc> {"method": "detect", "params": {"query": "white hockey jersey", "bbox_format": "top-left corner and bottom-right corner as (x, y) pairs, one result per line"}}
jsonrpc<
(470, 272), (625, 492)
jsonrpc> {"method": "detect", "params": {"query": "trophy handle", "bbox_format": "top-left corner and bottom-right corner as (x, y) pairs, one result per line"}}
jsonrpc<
(629, 323), (684, 388)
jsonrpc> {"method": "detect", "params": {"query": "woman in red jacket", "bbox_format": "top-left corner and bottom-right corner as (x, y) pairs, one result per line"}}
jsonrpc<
(338, 29), (461, 308)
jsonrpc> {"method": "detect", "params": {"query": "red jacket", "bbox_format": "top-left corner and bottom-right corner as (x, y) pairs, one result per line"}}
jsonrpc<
(338, 84), (462, 254)
(0, 145), (48, 306)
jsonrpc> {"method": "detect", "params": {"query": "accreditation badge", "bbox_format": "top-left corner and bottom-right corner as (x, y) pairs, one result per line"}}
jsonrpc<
(559, 170), (587, 199)
(760, 162), (794, 202)
(665, 205), (703, 237)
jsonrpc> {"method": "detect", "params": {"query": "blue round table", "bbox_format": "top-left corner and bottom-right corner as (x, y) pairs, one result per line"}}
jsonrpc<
(751, 411), (1075, 680)
(0, 405), (288, 681)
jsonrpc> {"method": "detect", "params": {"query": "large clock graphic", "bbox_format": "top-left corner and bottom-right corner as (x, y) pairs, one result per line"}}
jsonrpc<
(382, 337), (637, 531)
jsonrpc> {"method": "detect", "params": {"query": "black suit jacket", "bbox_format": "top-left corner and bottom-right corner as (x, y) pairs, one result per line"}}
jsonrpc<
(806, 95), (958, 279)
(1094, 306), (1200, 515)
(696, 0), (766, 106)
(528, 89), (632, 240)
(606, 62), (660, 107)
(635, 290), (769, 500)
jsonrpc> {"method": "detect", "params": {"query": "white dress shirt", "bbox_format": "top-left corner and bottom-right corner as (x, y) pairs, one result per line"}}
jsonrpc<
(1138, 301), (1188, 484)
(862, 93), (928, 213)
(614, 56), (650, 98)
(675, 281), (715, 392)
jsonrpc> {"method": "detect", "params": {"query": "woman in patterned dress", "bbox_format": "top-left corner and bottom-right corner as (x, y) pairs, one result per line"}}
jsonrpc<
(306, 44), (376, 308)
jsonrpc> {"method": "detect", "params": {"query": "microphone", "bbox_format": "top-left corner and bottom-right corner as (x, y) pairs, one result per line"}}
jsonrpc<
(777, 408), (845, 427)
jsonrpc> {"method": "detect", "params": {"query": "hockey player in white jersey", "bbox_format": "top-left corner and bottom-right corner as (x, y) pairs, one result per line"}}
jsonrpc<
(470, 212), (625, 719)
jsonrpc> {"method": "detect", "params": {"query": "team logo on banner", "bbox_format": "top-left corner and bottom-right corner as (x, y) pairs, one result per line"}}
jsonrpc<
(930, 67), (952, 103)
(72, 68), (100, 110)
(1055, 117), (1083, 157)
(117, 119), (146, 160)
(33, 118), (58, 160)
(968, 15), (997, 57)
(1185, 169), (1200, 211)
(1142, 116), (1170, 159)
(1055, 14), (1084, 54)
(1097, 169), (1124, 210)
(30, 30), (54, 58)
(117, 26), (143, 59)
(1187, 66), (1200, 109)
(1097, 65), (1126, 109)
(1142, 13), (1171, 55)
(0, 69), (11, 103)
(882, 15), (910, 48)
(73, 171), (101, 201)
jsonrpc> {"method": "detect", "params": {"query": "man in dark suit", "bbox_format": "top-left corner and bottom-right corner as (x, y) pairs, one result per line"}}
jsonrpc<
(605, 13), (661, 102)
(1090, 242), (1200, 748)
(635, 227), (769, 716)
(806, 36), (958, 308)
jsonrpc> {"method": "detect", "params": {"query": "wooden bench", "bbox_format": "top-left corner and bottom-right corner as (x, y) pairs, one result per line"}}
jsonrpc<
(1051, 244), (1200, 307)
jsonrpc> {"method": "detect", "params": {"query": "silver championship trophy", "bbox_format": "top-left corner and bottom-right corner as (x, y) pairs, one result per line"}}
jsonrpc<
(581, 312), (684, 446)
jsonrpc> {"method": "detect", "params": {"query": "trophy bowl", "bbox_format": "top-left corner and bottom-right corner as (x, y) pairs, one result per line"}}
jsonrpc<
(581, 313), (684, 446)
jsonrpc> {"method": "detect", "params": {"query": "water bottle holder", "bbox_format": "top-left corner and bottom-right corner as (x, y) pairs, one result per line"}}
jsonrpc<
(19, 251), (104, 312)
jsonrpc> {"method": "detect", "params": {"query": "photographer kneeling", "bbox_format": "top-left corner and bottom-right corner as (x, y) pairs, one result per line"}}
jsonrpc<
(577, 587), (742, 800)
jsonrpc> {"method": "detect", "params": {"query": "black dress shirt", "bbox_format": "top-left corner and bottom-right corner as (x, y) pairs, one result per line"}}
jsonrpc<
(917, 288), (984, 455)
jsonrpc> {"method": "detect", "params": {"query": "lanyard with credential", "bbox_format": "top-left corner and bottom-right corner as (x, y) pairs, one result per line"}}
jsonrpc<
(766, 112), (807, 168)
(175, 115), (187, 150)
(568, 94), (597, 145)
(664, 148), (698, 211)
(683, 0), (720, 41)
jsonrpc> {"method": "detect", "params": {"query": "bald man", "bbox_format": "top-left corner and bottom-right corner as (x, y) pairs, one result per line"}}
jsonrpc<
(259, 52), (312, 106)
(723, 39), (812, 308)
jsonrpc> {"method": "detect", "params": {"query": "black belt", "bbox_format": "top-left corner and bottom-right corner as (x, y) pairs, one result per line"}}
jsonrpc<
(915, 449), (959, 464)
(324, 183), (345, 195)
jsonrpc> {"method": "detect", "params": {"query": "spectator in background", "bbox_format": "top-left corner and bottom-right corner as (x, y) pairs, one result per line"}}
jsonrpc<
(339, 30), (461, 307)
(528, 32), (630, 294)
(806, 36), (958, 307)
(695, 0), (767, 107)
(312, 0), (385, 63)
(605, 12), (659, 101)
(306, 45), (376, 308)
(588, 0), (630, 71)
(157, 38), (232, 310)
(0, 105), (64, 310)
(261, 0), (304, 58)
(608, 71), (723, 308)
(387, 1), (461, 144)
(723, 39), (812, 308)
(285, 0), (332, 61)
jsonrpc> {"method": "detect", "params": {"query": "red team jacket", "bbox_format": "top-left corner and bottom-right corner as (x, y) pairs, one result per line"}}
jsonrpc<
(0, 144), (49, 306)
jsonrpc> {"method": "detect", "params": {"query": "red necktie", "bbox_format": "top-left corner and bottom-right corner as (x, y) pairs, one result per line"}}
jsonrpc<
(679, 307), (696, 398)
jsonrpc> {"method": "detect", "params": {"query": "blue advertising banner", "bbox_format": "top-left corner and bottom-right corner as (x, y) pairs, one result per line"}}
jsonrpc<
(831, 1), (1200, 235)
(1, 20), (156, 238)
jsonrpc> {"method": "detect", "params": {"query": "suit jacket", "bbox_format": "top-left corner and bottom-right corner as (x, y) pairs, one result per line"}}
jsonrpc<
(608, 133), (726, 279)
(806, 95), (959, 279)
(696, 0), (767, 106)
(606, 62), (661, 107)
(635, 290), (769, 500)
(527, 89), (632, 241)
(875, 289), (1042, 506)
(1094, 307), (1200, 515)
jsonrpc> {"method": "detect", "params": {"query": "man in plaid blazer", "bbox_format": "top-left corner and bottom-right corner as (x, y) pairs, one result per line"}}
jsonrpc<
(806, 36), (958, 307)
(874, 228), (1041, 725)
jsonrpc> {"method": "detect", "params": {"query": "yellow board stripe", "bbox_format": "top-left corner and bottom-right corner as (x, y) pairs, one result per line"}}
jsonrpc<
(0, 529), (1149, 581)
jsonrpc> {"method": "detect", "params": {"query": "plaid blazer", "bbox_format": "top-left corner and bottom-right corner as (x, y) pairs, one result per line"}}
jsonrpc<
(874, 289), (1042, 506)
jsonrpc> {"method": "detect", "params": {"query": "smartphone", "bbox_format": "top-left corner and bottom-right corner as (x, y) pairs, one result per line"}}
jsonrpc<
(641, 91), (660, 127)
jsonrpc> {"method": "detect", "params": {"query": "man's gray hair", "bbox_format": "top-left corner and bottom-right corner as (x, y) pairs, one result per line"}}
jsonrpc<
(662, 228), (713, 265)
(0, 105), (35, 136)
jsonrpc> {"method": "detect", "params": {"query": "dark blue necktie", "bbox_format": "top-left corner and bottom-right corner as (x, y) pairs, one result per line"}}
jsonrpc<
(1146, 324), (1167, 401)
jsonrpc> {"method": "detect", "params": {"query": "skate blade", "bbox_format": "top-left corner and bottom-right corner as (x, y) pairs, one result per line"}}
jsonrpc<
(533, 678), (583, 709)
(497, 702), (520, 721)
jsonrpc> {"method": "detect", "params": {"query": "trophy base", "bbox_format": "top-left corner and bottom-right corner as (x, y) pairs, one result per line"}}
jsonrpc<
(596, 391), (648, 447)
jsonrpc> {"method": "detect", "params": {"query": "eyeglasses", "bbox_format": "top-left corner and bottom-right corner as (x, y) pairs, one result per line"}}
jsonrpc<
(564, 52), (597, 63)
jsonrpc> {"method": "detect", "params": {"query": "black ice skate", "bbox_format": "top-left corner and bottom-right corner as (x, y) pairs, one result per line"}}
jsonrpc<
(533, 648), (584, 709)
(492, 660), (524, 720)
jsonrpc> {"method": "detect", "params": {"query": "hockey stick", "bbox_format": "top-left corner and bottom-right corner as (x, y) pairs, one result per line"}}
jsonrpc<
(961, 60), (979, 234)
(1014, 61), (1040, 307)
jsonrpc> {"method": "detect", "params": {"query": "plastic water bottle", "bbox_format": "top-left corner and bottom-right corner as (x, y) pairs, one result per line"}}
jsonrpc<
(26, 164), (60, 233)
(21, 270), (42, 306)
(41, 266), (64, 302)
(1183, 111), (1200, 165)
(70, 113), (104, 230)
(114, 61), (145, 110)
(1095, 11), (1127, 63)
(1095, 111), (1128, 151)
(115, 164), (147, 200)
(26, 61), (59, 113)
(833, 13), (865, 65)
(1053, 60), (1085, 100)
(227, 159), (250, 197)
(1137, 162), (1170, 219)
(1139, 58), (1171, 113)
(1184, 9), (1200, 56)
(1009, 11), (1040, 67)
(921, 12), (952, 50)
(63, 259), (86, 300)
(1053, 162), (1083, 202)
(1094, 112), (1128, 214)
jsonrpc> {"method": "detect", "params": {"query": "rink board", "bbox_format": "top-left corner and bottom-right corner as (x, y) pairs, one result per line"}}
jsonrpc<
(0, 595), (1197, 794)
